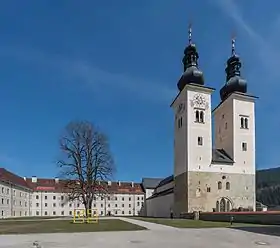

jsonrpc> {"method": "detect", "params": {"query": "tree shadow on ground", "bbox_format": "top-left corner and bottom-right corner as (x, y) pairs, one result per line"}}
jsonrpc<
(230, 226), (280, 237)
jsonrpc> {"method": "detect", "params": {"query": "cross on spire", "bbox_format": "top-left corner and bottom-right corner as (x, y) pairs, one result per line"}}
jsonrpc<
(188, 23), (192, 45)
(231, 35), (236, 56)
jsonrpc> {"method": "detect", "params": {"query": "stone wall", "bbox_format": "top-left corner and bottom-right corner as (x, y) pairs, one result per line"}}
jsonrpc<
(187, 171), (255, 212)
(174, 172), (188, 216)
(181, 211), (280, 225)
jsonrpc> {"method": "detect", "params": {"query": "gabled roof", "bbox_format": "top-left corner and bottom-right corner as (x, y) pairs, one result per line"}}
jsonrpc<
(0, 168), (31, 190)
(156, 175), (174, 189)
(212, 149), (234, 164)
(141, 178), (163, 189)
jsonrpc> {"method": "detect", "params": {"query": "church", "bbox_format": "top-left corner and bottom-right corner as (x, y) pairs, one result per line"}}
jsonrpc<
(144, 26), (257, 218)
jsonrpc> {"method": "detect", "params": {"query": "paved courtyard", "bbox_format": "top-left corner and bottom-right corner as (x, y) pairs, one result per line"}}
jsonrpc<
(1, 218), (280, 248)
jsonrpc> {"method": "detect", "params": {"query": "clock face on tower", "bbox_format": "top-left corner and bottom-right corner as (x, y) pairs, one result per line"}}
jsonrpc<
(190, 93), (209, 109)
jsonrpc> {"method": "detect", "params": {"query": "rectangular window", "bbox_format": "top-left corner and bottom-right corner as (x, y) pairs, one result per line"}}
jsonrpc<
(53, 203), (56, 207)
(44, 211), (48, 216)
(207, 187), (211, 193)
(198, 136), (203, 146)
(69, 211), (72, 215)
(53, 211), (56, 216)
(1, 187), (3, 193)
(61, 211), (64, 216)
(45, 203), (47, 207)
(53, 196), (56, 200)
(1, 198), (3, 204)
(36, 195), (39, 199)
(45, 196), (47, 200)
(36, 211), (39, 216)
(36, 203), (39, 207)
(242, 142), (247, 151)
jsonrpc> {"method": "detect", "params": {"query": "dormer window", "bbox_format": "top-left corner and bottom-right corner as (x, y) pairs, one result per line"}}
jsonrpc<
(194, 110), (205, 123)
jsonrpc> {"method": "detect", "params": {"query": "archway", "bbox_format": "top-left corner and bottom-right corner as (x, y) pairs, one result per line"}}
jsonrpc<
(216, 197), (233, 212)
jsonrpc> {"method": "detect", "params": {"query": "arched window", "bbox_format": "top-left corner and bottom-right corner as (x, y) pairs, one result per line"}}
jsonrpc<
(241, 117), (244, 128)
(245, 118), (248, 129)
(226, 182), (230, 190)
(195, 110), (199, 122)
(226, 200), (231, 212)
(220, 198), (226, 212)
(218, 181), (222, 190)
(200, 111), (204, 123)
(216, 201), (220, 212)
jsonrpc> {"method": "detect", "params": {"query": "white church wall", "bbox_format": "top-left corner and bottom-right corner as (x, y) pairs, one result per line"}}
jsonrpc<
(146, 193), (174, 218)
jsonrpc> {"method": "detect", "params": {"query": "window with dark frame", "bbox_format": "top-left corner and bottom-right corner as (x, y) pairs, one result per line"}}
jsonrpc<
(198, 136), (203, 146)
(242, 142), (247, 151)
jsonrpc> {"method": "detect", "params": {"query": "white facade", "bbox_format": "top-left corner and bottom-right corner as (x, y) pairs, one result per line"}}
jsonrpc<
(0, 181), (32, 218)
(172, 84), (214, 177)
(0, 174), (145, 218)
(30, 191), (144, 217)
(214, 93), (256, 175)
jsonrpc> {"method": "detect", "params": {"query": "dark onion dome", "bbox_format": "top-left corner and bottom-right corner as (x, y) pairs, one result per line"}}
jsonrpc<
(220, 38), (247, 101)
(177, 25), (204, 91)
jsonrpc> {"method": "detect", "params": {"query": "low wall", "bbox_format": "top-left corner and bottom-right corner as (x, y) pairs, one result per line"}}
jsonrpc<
(181, 211), (280, 225)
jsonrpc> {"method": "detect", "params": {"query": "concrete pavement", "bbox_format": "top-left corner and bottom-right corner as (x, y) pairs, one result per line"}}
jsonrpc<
(0, 217), (280, 247)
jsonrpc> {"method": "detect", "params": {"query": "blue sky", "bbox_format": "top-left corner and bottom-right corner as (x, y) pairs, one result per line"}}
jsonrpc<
(0, 0), (279, 182)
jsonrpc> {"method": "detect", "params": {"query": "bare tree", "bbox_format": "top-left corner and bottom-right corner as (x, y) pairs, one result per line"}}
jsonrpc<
(57, 121), (115, 215)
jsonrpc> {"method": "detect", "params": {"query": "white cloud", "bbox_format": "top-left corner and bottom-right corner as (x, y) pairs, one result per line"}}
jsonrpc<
(0, 45), (176, 104)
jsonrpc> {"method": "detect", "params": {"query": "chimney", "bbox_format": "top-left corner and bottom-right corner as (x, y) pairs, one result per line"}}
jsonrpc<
(23, 177), (26, 181)
(31, 176), (37, 183)
(108, 181), (112, 186)
(131, 182), (134, 187)
(55, 177), (59, 184)
(118, 181), (121, 186)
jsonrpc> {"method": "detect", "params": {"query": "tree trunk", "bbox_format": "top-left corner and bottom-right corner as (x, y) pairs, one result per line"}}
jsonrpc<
(85, 198), (93, 217)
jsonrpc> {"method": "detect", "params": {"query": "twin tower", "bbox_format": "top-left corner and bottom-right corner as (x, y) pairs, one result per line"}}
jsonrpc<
(171, 26), (257, 215)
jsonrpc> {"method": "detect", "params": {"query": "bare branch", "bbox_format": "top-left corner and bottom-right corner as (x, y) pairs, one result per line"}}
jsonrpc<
(57, 121), (116, 213)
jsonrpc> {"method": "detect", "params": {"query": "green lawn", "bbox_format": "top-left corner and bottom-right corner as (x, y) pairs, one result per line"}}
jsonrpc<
(132, 217), (264, 228)
(1, 216), (60, 221)
(0, 219), (146, 235)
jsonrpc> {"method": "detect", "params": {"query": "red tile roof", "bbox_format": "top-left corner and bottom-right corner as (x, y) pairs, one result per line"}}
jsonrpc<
(0, 168), (30, 189)
(0, 168), (144, 194)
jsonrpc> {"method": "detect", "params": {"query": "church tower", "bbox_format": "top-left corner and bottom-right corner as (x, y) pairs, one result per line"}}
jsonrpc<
(171, 25), (215, 216)
(213, 38), (257, 210)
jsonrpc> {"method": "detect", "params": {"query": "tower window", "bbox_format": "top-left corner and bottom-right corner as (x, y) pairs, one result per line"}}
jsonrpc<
(197, 136), (203, 146)
(240, 116), (249, 129)
(207, 187), (211, 192)
(218, 181), (222, 190)
(194, 110), (205, 123)
(177, 117), (183, 129)
(226, 182), (230, 190)
(242, 142), (247, 151)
